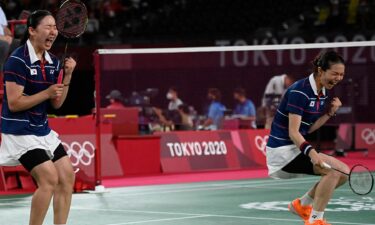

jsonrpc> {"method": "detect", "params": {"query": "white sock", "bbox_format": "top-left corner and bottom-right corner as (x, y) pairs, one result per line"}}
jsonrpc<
(309, 210), (324, 223)
(299, 193), (314, 206)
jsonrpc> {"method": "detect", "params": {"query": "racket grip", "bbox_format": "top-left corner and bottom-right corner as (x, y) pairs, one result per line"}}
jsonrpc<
(322, 162), (332, 169)
(57, 69), (63, 84)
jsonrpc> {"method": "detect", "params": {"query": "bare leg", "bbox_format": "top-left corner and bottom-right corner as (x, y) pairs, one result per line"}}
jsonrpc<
(53, 156), (75, 224)
(29, 161), (58, 225)
(310, 153), (349, 211)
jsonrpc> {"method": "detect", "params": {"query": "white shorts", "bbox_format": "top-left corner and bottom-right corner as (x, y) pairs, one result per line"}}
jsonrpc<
(266, 144), (305, 179)
(0, 130), (61, 166)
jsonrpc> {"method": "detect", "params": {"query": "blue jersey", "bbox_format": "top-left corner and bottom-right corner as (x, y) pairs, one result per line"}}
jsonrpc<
(234, 99), (256, 117)
(208, 101), (226, 128)
(2, 40), (61, 136)
(267, 74), (328, 148)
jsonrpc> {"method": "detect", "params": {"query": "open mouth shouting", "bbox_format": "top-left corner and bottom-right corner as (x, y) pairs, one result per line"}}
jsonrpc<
(45, 37), (56, 48)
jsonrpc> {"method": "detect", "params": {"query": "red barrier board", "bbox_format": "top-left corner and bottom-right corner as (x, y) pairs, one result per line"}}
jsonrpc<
(355, 124), (375, 153)
(49, 117), (124, 190)
(160, 130), (269, 173)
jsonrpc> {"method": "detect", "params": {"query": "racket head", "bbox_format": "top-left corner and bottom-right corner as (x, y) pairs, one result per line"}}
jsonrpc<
(349, 164), (374, 195)
(56, 0), (88, 39)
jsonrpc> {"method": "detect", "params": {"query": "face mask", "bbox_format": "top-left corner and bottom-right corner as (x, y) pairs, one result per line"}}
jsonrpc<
(166, 92), (173, 100)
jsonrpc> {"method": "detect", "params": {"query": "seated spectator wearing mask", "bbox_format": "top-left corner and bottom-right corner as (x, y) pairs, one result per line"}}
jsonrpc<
(233, 88), (257, 129)
(166, 87), (183, 111)
(106, 89), (125, 109)
(202, 88), (226, 130)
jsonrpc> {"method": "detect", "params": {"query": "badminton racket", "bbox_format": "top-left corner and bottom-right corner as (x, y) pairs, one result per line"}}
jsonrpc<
(323, 162), (374, 195)
(55, 0), (88, 84)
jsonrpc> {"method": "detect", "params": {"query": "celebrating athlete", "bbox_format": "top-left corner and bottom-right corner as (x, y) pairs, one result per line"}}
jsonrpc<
(266, 50), (349, 225)
(0, 10), (75, 225)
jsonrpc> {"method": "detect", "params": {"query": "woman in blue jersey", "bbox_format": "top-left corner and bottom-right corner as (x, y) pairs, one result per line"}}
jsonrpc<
(266, 50), (349, 225)
(0, 10), (76, 225)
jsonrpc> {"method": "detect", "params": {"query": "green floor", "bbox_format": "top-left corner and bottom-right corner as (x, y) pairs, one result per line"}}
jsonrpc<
(0, 176), (374, 225)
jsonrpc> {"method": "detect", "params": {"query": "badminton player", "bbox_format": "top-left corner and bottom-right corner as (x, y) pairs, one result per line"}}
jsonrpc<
(266, 50), (350, 225)
(0, 10), (75, 225)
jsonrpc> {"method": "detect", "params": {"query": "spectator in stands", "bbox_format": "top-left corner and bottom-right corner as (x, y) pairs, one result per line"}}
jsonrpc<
(0, 5), (19, 73)
(166, 86), (183, 111)
(154, 103), (193, 131)
(261, 74), (294, 129)
(233, 88), (257, 129)
(176, 104), (193, 130)
(106, 89), (125, 109)
(202, 88), (226, 130)
(100, 0), (127, 37)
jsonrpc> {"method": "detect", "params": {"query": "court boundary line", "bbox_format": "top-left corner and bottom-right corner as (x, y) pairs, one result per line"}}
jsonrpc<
(105, 215), (210, 225)
(0, 177), (320, 201)
(71, 207), (375, 225)
(70, 179), (319, 200)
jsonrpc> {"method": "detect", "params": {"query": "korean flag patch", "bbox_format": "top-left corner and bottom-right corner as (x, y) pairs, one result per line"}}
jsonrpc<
(309, 101), (315, 107)
(30, 68), (37, 75)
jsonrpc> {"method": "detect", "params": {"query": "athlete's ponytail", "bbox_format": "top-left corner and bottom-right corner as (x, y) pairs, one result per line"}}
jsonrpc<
(312, 50), (345, 76)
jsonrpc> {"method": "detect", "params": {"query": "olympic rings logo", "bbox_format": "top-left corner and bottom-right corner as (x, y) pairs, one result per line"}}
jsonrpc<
(361, 128), (375, 145)
(62, 141), (95, 167)
(255, 135), (269, 156)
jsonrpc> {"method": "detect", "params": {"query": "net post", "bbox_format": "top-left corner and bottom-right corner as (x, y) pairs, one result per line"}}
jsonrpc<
(94, 50), (103, 190)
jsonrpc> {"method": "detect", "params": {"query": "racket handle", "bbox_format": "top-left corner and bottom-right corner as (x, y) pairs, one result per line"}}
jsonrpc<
(57, 69), (63, 84)
(322, 162), (332, 169)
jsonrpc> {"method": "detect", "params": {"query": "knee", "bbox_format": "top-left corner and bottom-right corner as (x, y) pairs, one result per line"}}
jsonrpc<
(327, 169), (342, 180)
(38, 174), (59, 192)
(58, 169), (75, 191)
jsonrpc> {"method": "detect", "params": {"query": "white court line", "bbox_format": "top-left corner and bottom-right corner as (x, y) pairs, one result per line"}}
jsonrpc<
(107, 176), (319, 194)
(105, 215), (210, 225)
(70, 179), (318, 200)
(0, 177), (319, 202)
(71, 207), (375, 225)
(0, 178), (325, 205)
(0, 180), (321, 208)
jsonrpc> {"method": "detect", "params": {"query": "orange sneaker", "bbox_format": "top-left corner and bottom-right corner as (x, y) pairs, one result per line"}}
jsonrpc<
(288, 198), (312, 221)
(305, 219), (331, 225)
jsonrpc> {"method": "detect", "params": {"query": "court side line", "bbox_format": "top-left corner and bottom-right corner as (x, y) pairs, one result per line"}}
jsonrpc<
(71, 207), (375, 225)
(0, 177), (319, 202)
(105, 215), (210, 225)
(71, 180), (318, 200)
(108, 176), (319, 193)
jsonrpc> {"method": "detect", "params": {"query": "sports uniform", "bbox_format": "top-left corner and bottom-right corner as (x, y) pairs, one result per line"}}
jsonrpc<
(266, 74), (328, 179)
(0, 39), (67, 171)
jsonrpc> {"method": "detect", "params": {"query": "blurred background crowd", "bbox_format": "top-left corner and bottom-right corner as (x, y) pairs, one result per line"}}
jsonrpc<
(1, 0), (375, 45)
(1, 0), (374, 132)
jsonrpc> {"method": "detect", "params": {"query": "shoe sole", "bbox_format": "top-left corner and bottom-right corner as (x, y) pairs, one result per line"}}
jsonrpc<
(288, 201), (306, 221)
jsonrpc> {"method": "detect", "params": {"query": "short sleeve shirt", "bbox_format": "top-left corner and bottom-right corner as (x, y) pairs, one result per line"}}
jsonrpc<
(1, 40), (61, 136)
(267, 74), (328, 148)
(208, 101), (226, 128)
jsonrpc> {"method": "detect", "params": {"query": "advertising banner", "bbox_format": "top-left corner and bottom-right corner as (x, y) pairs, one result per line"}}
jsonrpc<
(355, 124), (375, 153)
(160, 130), (269, 173)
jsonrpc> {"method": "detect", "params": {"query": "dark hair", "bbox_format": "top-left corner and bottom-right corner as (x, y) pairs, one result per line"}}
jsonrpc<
(21, 10), (53, 45)
(312, 50), (345, 75)
(208, 88), (221, 101)
(233, 88), (246, 97)
(169, 86), (178, 93)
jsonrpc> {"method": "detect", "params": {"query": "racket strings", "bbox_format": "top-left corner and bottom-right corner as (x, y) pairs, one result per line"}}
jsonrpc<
(56, 1), (88, 38)
(349, 166), (374, 195)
